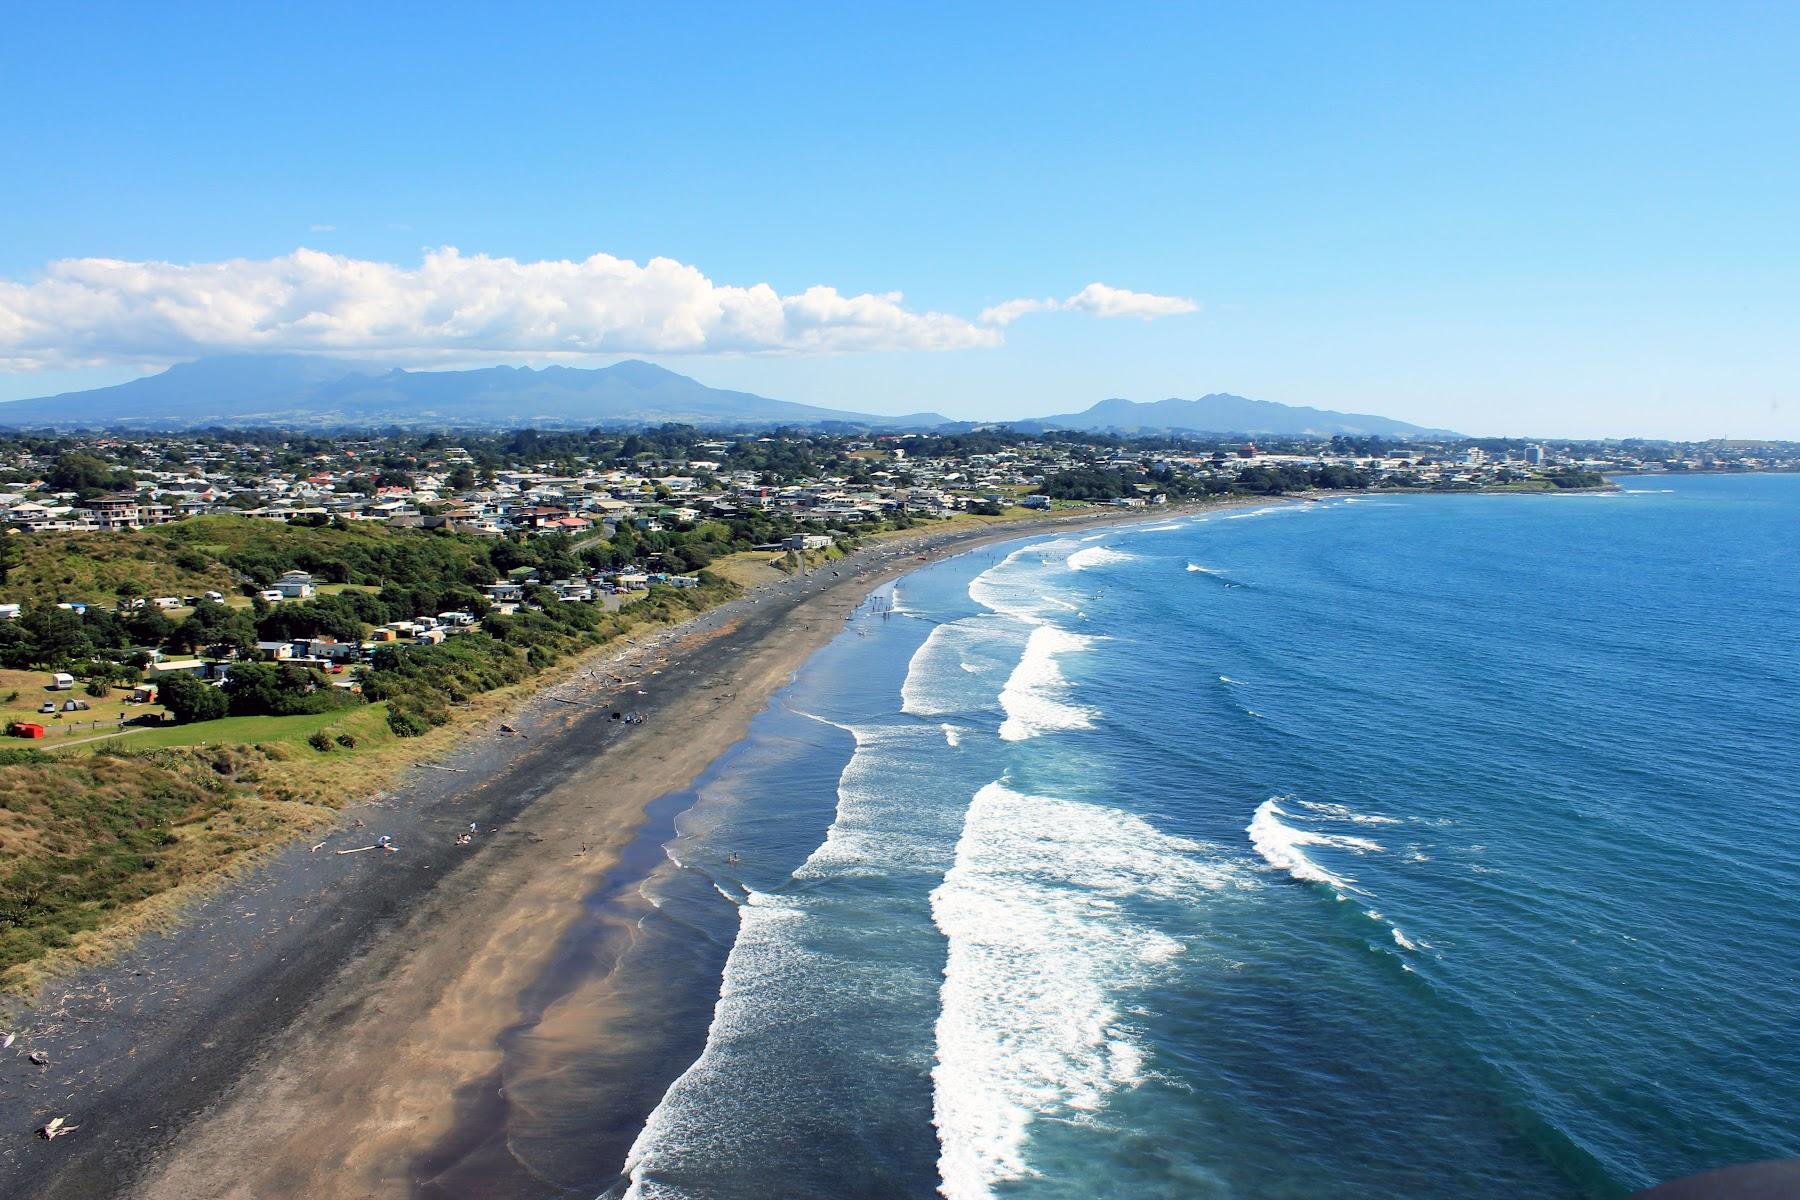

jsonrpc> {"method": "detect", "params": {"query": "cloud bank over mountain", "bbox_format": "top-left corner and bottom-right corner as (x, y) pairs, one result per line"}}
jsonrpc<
(0, 248), (1198, 371)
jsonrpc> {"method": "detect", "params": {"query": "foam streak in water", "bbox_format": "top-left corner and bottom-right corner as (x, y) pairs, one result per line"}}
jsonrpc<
(1066, 545), (1135, 571)
(931, 782), (1242, 1199)
(998, 624), (1096, 741)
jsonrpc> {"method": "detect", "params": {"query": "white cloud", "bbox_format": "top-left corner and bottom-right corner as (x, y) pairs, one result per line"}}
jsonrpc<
(981, 282), (1199, 326)
(1062, 282), (1199, 320)
(0, 247), (1004, 370)
(978, 296), (1056, 326)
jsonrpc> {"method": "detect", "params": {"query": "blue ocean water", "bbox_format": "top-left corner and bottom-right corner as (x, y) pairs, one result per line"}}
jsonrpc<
(614, 474), (1800, 1200)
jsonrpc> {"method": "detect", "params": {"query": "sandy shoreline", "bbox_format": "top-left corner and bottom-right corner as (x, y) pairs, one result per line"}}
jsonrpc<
(0, 498), (1276, 1199)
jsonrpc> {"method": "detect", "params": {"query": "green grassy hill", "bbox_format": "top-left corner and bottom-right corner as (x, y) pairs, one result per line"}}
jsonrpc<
(1, 515), (500, 607)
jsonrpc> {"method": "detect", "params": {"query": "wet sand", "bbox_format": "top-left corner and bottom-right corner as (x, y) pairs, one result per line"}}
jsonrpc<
(0, 502), (1261, 1199)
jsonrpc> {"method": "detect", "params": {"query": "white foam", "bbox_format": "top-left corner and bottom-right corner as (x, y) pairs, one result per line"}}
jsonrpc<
(902, 617), (1020, 718)
(932, 783), (1242, 1198)
(1294, 799), (1401, 826)
(1247, 798), (1385, 895)
(1066, 546), (1135, 572)
(1219, 675), (1244, 685)
(902, 623), (966, 716)
(998, 625), (1096, 741)
(966, 537), (1106, 630)
(627, 716), (969, 1197)
(1391, 927), (1419, 951)
(796, 724), (960, 878)
(942, 724), (963, 747)
(622, 891), (806, 1199)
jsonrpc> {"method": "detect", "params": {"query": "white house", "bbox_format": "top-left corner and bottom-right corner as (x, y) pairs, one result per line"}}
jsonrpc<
(274, 570), (316, 599)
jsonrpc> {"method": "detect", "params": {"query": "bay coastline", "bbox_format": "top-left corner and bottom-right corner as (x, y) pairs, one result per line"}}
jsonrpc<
(0, 498), (1268, 1200)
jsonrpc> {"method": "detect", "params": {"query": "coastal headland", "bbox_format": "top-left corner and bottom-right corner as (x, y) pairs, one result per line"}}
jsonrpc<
(0, 500), (1254, 1200)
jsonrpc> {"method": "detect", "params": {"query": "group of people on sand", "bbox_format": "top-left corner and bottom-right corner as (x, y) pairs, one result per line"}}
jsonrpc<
(455, 821), (497, 847)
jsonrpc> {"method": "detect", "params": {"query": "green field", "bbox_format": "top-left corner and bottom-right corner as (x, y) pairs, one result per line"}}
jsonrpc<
(63, 703), (389, 754)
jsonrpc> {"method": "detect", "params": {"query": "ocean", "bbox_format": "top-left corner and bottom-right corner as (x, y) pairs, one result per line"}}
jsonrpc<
(592, 474), (1799, 1199)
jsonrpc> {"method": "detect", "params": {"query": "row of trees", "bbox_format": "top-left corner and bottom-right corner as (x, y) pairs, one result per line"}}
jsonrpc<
(1035, 461), (1375, 501)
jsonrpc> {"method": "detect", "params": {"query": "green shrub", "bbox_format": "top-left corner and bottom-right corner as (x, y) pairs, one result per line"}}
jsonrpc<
(306, 731), (334, 753)
(386, 708), (429, 738)
(160, 671), (229, 723)
(334, 732), (357, 749)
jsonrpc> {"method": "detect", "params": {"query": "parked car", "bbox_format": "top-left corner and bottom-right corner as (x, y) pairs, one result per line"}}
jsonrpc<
(37, 702), (56, 714)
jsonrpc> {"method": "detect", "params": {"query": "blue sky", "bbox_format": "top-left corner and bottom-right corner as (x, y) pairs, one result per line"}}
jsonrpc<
(2, 2), (1796, 437)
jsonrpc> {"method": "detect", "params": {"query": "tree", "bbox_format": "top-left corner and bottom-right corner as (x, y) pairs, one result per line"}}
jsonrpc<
(0, 535), (20, 585)
(172, 600), (256, 657)
(46, 452), (129, 495)
(220, 661), (284, 715)
(160, 672), (228, 723)
(20, 605), (90, 667)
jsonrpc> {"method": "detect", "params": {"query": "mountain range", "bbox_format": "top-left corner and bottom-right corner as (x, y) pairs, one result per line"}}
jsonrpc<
(1016, 394), (1456, 438)
(0, 356), (1454, 438)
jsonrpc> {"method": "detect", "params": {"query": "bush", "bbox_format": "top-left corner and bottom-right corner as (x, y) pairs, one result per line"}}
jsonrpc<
(306, 731), (334, 752)
(386, 708), (429, 738)
(85, 678), (112, 698)
(334, 732), (357, 749)
(160, 672), (229, 724)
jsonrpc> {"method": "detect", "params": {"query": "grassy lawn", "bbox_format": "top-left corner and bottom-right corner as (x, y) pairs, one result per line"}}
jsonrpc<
(707, 550), (795, 589)
(0, 667), (170, 741)
(61, 703), (389, 754)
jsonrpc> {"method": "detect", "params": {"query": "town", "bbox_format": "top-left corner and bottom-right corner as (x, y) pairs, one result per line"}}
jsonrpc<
(5, 425), (1789, 539)
(0, 422), (1789, 747)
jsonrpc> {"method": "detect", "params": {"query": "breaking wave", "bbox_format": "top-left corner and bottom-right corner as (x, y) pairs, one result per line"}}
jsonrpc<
(998, 625), (1096, 741)
(931, 782), (1242, 1199)
(1247, 797), (1385, 896)
(1067, 545), (1136, 572)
